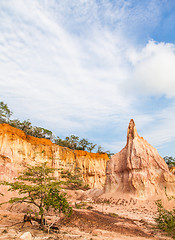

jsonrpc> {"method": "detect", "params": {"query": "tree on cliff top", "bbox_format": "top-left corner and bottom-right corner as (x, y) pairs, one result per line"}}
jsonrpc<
(0, 101), (112, 155)
(164, 156), (175, 168)
(0, 101), (12, 123)
(1, 162), (72, 229)
(0, 101), (53, 139)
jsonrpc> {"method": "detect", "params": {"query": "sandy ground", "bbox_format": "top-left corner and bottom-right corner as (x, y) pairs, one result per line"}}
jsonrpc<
(0, 189), (174, 240)
(0, 199), (173, 240)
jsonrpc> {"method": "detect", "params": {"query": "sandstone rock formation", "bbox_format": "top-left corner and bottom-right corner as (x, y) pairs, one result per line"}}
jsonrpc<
(105, 119), (175, 199)
(0, 124), (109, 189)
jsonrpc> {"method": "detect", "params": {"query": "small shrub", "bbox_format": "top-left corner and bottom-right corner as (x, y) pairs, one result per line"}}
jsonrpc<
(155, 200), (175, 238)
(75, 202), (87, 209)
(87, 205), (93, 210)
(83, 184), (90, 190)
(108, 212), (118, 217)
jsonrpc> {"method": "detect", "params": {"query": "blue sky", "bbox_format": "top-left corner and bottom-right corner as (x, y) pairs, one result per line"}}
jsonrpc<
(0, 0), (175, 157)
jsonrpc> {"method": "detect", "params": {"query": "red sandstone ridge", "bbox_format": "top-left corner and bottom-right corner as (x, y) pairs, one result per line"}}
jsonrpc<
(105, 119), (175, 199)
(0, 124), (109, 189)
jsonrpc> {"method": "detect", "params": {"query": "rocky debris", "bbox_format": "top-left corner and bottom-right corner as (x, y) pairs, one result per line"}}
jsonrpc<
(105, 119), (175, 199)
(19, 232), (32, 240)
(0, 123), (109, 190)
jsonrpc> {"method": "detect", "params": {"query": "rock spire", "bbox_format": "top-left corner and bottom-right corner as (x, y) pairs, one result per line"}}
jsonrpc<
(105, 119), (175, 199)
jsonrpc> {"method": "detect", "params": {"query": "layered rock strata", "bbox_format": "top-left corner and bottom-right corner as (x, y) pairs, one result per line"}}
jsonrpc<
(105, 119), (175, 199)
(0, 124), (109, 189)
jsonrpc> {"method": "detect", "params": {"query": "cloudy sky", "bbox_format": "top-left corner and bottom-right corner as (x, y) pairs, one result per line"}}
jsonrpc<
(0, 0), (175, 157)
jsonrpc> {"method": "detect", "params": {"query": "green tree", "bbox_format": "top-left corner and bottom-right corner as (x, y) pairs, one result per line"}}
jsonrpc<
(164, 156), (175, 168)
(79, 138), (90, 151)
(87, 143), (97, 153)
(97, 145), (104, 153)
(20, 119), (32, 135)
(32, 127), (53, 139)
(0, 101), (13, 123)
(40, 128), (53, 140)
(66, 135), (79, 150)
(105, 150), (114, 158)
(55, 136), (68, 147)
(1, 162), (72, 229)
(9, 119), (21, 129)
(70, 135), (79, 149)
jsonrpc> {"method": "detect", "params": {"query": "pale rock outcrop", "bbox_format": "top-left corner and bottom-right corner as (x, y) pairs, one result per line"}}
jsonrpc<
(0, 124), (109, 189)
(105, 119), (175, 199)
(20, 232), (32, 240)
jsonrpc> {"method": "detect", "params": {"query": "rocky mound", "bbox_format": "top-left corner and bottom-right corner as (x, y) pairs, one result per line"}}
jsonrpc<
(105, 119), (175, 199)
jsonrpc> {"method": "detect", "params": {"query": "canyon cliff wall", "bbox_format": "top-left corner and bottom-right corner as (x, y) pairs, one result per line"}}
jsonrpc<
(105, 119), (175, 199)
(0, 124), (109, 189)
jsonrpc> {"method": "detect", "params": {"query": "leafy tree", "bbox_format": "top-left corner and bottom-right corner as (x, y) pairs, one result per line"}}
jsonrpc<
(96, 145), (113, 157)
(97, 145), (104, 153)
(105, 150), (114, 158)
(87, 143), (97, 153)
(55, 135), (111, 155)
(79, 138), (90, 151)
(54, 136), (69, 148)
(0, 162), (72, 229)
(32, 127), (53, 139)
(55, 136), (91, 151)
(40, 128), (53, 140)
(164, 156), (175, 168)
(0, 101), (13, 123)
(9, 119), (22, 129)
(20, 120), (33, 135)
(65, 135), (79, 150)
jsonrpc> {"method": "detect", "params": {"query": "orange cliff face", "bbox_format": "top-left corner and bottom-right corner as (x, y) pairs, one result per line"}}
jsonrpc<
(0, 124), (109, 189)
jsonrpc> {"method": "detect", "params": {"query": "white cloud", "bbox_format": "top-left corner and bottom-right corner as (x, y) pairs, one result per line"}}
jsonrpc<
(0, 0), (135, 135)
(129, 41), (175, 97)
(0, 0), (175, 157)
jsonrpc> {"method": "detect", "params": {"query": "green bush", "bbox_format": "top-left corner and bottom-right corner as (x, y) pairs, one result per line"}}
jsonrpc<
(155, 199), (175, 238)
(75, 202), (87, 209)
(108, 212), (118, 217)
(87, 205), (93, 210)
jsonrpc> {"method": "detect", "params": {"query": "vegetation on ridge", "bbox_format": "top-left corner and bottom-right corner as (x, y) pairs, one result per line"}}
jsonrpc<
(164, 156), (175, 168)
(0, 101), (113, 156)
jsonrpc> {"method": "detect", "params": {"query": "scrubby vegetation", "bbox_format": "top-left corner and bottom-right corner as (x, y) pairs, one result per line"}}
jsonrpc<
(164, 156), (175, 168)
(60, 166), (90, 190)
(155, 199), (175, 238)
(0, 101), (53, 139)
(154, 157), (175, 238)
(0, 161), (89, 230)
(0, 162), (73, 229)
(0, 101), (113, 156)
